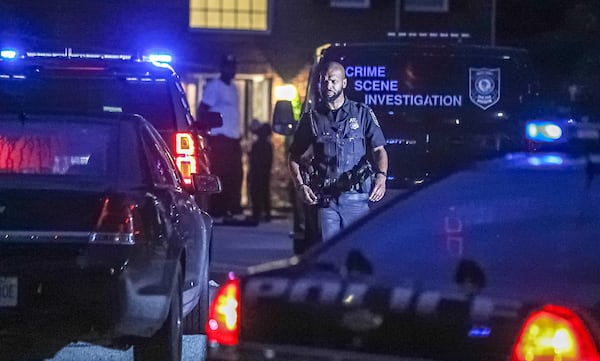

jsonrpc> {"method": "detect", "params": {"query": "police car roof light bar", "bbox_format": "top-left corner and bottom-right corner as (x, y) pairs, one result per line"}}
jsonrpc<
(13, 48), (173, 65)
(24, 48), (133, 61)
(387, 31), (471, 41)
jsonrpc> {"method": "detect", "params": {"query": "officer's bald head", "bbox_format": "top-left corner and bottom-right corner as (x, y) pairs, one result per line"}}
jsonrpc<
(320, 61), (346, 80)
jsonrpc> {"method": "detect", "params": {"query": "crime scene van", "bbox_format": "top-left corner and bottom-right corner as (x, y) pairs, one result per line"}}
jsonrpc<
(279, 39), (541, 189)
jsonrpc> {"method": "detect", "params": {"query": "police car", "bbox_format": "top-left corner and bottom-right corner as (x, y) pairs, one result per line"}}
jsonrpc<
(0, 48), (221, 203)
(0, 47), (222, 338)
(205, 119), (600, 361)
(0, 112), (215, 361)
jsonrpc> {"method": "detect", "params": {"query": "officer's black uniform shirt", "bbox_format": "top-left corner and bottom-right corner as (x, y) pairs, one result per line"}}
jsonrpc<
(290, 98), (385, 180)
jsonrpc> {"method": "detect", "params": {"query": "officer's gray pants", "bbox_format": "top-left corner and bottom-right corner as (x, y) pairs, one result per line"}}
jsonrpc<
(319, 192), (370, 241)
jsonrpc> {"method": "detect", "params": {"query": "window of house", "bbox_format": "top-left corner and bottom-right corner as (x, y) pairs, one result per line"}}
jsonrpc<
(189, 0), (270, 32)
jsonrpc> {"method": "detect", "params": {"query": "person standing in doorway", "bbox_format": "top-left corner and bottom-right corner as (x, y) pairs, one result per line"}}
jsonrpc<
(248, 122), (273, 223)
(198, 54), (243, 222)
(288, 61), (388, 242)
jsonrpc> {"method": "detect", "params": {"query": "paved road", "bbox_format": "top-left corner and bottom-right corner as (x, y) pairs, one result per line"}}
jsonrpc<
(210, 217), (295, 282)
(48, 337), (205, 361)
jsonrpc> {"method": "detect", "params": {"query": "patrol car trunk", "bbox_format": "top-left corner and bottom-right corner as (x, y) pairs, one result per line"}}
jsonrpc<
(237, 264), (600, 361)
(0, 189), (105, 232)
(314, 43), (539, 188)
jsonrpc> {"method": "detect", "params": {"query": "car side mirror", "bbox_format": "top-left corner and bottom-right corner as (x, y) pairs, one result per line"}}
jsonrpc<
(272, 100), (296, 136)
(194, 111), (223, 131)
(192, 174), (222, 194)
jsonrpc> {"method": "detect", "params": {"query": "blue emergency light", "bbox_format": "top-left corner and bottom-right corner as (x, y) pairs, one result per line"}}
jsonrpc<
(147, 54), (172, 63)
(527, 154), (565, 166)
(1, 48), (18, 60)
(526, 120), (564, 142)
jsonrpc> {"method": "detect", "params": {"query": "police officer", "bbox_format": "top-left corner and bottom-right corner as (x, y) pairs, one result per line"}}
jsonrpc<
(288, 61), (388, 242)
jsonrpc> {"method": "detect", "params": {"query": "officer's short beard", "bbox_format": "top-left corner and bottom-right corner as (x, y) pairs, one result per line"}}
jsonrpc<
(323, 88), (343, 103)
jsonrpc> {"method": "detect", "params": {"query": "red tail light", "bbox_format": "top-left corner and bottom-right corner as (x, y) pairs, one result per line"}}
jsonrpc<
(206, 276), (240, 346)
(90, 197), (142, 244)
(175, 132), (197, 185)
(511, 305), (600, 361)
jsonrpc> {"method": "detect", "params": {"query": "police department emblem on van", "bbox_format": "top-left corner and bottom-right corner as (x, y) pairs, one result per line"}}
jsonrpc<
(470, 68), (500, 110)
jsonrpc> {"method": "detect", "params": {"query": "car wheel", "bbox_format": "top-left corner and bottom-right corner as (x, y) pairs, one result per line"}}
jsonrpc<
(134, 265), (183, 361)
(183, 245), (209, 334)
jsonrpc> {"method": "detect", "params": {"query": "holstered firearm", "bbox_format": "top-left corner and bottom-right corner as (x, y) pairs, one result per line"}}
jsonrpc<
(302, 157), (373, 207)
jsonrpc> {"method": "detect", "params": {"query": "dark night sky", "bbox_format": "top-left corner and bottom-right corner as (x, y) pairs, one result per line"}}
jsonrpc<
(497, 0), (573, 42)
(2, 0), (599, 98)
(496, 0), (600, 101)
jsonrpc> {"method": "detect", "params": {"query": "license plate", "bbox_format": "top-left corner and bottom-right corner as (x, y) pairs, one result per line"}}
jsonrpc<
(0, 277), (18, 307)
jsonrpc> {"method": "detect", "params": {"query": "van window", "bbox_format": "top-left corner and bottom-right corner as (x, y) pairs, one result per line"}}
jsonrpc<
(0, 76), (176, 131)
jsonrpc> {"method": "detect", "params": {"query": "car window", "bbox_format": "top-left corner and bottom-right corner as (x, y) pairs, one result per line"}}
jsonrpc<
(0, 116), (118, 179)
(0, 75), (177, 131)
(140, 124), (180, 187)
(147, 124), (187, 186)
(174, 77), (195, 126)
